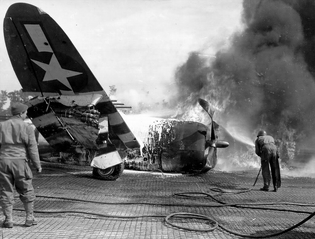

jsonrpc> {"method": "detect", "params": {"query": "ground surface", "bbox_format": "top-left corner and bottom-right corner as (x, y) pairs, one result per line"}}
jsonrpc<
(1, 162), (315, 239)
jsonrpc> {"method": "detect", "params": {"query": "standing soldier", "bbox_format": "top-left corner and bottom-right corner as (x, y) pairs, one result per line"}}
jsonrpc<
(0, 102), (42, 228)
(255, 130), (281, 192)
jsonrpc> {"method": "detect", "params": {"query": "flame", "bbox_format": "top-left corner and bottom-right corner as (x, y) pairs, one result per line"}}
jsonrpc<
(124, 0), (315, 177)
(167, 0), (315, 170)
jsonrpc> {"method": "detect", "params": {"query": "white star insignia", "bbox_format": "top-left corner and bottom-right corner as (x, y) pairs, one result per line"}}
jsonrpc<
(31, 55), (83, 92)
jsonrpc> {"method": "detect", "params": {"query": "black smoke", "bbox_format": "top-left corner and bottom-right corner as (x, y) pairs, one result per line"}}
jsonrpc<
(170, 0), (315, 163)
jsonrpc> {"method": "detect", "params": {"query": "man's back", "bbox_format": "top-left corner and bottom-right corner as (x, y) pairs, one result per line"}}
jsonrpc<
(0, 116), (40, 169)
(0, 117), (29, 158)
(256, 135), (275, 146)
(255, 135), (275, 156)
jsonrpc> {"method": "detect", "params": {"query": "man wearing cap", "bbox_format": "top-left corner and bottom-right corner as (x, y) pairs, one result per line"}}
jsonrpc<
(255, 130), (281, 192)
(0, 102), (42, 228)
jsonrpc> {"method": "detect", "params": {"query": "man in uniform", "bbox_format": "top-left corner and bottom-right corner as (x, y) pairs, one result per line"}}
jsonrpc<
(0, 102), (42, 228)
(255, 130), (281, 192)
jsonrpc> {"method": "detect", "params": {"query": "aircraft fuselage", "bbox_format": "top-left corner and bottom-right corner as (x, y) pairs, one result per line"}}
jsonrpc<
(125, 119), (214, 173)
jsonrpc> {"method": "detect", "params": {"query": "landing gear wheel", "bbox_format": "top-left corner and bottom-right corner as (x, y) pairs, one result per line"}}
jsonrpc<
(92, 163), (124, 180)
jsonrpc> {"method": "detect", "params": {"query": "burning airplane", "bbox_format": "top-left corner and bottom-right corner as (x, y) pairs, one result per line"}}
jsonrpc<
(122, 98), (229, 174)
(3, 3), (229, 180)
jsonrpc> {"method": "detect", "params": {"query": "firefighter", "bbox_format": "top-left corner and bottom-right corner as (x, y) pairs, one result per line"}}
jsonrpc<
(255, 130), (281, 192)
(0, 102), (42, 228)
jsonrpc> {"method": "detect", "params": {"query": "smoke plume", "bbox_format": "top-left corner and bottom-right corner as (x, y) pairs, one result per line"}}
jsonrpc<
(170, 0), (315, 164)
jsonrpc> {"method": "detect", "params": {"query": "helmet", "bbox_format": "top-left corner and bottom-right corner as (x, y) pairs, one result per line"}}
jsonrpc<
(257, 130), (267, 137)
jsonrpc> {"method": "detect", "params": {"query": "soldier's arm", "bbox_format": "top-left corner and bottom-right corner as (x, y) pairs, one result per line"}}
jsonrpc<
(255, 139), (261, 156)
(26, 125), (42, 171)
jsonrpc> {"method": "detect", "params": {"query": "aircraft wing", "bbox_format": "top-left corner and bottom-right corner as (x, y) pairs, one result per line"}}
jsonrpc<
(4, 3), (103, 96)
(97, 100), (140, 149)
(4, 3), (140, 150)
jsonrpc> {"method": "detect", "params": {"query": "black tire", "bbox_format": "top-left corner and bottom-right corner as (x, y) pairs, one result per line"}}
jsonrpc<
(92, 163), (124, 180)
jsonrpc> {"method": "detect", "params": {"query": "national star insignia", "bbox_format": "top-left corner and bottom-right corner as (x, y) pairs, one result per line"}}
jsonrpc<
(31, 54), (83, 92)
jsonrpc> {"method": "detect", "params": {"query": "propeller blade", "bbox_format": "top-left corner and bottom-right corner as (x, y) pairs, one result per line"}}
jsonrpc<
(198, 98), (214, 120)
(198, 98), (209, 112)
(210, 121), (216, 141)
(204, 146), (217, 171)
(198, 98), (216, 139)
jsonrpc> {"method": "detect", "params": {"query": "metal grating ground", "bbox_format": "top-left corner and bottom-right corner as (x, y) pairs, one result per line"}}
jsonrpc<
(0, 162), (314, 238)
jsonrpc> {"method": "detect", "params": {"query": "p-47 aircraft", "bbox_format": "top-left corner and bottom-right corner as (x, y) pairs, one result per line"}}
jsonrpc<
(3, 3), (229, 179)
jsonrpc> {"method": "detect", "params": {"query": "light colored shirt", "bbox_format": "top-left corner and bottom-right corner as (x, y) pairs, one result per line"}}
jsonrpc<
(255, 135), (275, 157)
(0, 116), (41, 169)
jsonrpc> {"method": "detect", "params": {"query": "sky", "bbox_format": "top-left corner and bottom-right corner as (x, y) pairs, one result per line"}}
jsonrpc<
(0, 0), (243, 108)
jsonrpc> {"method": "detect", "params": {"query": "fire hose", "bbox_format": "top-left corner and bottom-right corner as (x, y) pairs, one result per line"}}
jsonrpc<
(13, 189), (315, 238)
(172, 190), (315, 237)
(253, 166), (262, 187)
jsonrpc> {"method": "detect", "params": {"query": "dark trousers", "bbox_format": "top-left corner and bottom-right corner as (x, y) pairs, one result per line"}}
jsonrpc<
(261, 145), (281, 189)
